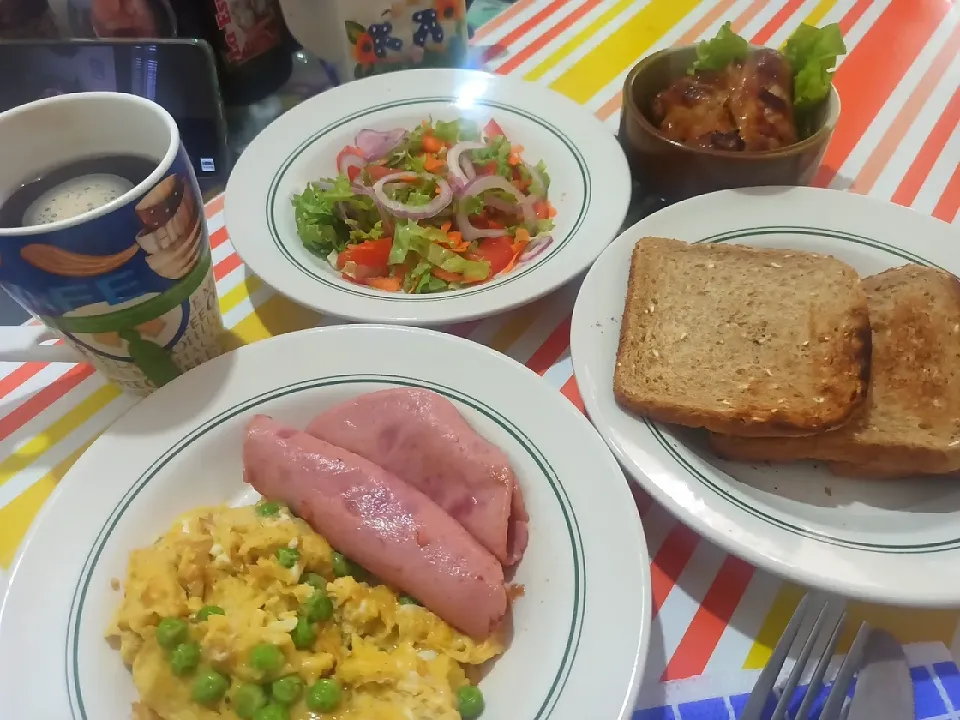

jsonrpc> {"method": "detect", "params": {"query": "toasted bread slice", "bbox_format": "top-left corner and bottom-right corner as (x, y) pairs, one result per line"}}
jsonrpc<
(710, 264), (960, 473)
(613, 237), (871, 436)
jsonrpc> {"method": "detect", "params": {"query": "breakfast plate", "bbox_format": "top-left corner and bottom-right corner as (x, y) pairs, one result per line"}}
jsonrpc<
(0, 325), (650, 719)
(225, 68), (631, 325)
(570, 186), (960, 606)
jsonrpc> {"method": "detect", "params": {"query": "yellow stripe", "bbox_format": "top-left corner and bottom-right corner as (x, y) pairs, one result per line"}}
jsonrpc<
(0, 385), (120, 489)
(744, 583), (804, 669)
(223, 294), (322, 351)
(488, 300), (544, 354)
(219, 274), (264, 316)
(0, 440), (95, 567)
(800, 0), (839, 29)
(547, 0), (703, 104)
(525, 0), (640, 82)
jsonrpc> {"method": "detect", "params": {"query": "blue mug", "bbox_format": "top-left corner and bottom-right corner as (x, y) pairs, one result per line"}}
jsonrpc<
(0, 92), (224, 395)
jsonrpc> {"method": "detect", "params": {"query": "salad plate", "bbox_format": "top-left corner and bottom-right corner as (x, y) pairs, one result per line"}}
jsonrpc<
(570, 186), (960, 607)
(225, 68), (631, 325)
(0, 324), (651, 719)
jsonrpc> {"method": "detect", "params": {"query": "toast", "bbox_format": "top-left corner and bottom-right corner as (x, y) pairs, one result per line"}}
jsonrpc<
(710, 264), (960, 474)
(613, 237), (871, 436)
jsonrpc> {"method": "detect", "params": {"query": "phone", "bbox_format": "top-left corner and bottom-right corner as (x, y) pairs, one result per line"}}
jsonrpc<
(0, 39), (230, 193)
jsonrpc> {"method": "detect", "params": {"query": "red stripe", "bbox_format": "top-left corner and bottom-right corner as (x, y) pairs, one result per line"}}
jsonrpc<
(838, 0), (872, 34)
(0, 363), (48, 402)
(559, 375), (585, 413)
(650, 523), (699, 616)
(214, 253), (243, 281)
(932, 162), (960, 222)
(209, 226), (229, 250)
(815, 0), (951, 187)
(891, 86), (960, 207)
(493, 0), (605, 76)
(751, 0), (805, 46)
(524, 315), (571, 375)
(482, 0), (572, 63)
(661, 555), (755, 680)
(0, 365), (95, 441)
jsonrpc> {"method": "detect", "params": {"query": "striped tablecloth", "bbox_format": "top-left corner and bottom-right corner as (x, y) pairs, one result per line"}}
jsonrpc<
(3, 0), (960, 714)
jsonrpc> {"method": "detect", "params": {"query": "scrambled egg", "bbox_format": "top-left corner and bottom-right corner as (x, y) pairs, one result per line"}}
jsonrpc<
(107, 504), (504, 719)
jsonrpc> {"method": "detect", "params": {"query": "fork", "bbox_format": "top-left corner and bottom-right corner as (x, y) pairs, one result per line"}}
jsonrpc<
(739, 594), (871, 720)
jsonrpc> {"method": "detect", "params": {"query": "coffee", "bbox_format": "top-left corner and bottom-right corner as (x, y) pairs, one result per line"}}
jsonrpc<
(0, 154), (156, 229)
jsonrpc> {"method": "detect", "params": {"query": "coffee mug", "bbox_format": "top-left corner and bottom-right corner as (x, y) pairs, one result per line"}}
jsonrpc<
(278, 0), (468, 84)
(0, 92), (224, 396)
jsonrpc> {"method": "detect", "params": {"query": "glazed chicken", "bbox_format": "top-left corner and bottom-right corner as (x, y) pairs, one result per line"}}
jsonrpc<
(652, 49), (799, 151)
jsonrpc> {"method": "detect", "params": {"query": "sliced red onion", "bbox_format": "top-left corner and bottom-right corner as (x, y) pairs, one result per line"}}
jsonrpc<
(355, 128), (407, 162)
(447, 141), (486, 186)
(519, 234), (553, 264)
(457, 175), (537, 241)
(523, 161), (548, 198)
(337, 151), (366, 178)
(372, 171), (453, 220)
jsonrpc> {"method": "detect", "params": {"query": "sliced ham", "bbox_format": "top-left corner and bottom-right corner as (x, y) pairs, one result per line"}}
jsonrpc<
(306, 388), (529, 566)
(243, 414), (507, 639)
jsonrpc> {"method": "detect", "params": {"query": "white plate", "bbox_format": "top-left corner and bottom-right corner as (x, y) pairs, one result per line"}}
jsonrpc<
(570, 186), (960, 606)
(0, 325), (650, 719)
(225, 69), (631, 325)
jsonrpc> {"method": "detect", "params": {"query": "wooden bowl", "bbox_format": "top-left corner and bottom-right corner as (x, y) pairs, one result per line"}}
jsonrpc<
(618, 45), (841, 202)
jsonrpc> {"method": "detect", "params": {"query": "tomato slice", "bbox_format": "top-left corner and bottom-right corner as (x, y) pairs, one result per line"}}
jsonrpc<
(338, 237), (393, 273)
(336, 146), (365, 176)
(469, 236), (514, 277)
(483, 119), (507, 141)
(347, 165), (362, 183)
(365, 164), (397, 183)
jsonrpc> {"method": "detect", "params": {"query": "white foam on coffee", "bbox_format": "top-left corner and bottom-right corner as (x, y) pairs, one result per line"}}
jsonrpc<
(22, 173), (136, 226)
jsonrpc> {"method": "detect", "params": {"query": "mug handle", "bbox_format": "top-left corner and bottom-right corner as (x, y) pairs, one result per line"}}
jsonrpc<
(0, 325), (78, 363)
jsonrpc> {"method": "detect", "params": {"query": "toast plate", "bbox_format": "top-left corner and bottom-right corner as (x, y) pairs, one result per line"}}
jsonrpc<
(225, 68), (631, 325)
(0, 325), (650, 719)
(570, 186), (960, 606)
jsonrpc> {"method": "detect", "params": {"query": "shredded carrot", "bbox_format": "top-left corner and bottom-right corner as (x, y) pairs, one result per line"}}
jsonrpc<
(511, 145), (525, 155)
(514, 228), (531, 245)
(440, 222), (452, 233)
(366, 276), (402, 291)
(422, 134), (443, 154)
(509, 153), (521, 167)
(432, 268), (463, 283)
(548, 202), (557, 218)
(447, 230), (463, 244)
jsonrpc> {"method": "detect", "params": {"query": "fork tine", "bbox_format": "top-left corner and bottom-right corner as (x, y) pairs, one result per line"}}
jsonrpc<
(794, 607), (848, 720)
(819, 621), (871, 720)
(739, 594), (815, 720)
(770, 599), (838, 720)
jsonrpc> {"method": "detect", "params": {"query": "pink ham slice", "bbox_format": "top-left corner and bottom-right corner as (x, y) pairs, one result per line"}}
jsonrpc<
(243, 414), (507, 639)
(306, 388), (529, 566)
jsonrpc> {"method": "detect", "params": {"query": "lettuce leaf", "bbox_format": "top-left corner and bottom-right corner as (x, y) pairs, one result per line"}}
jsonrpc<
(292, 176), (377, 257)
(468, 136), (513, 179)
(783, 22), (846, 110)
(433, 118), (481, 144)
(390, 220), (490, 281)
(690, 21), (749, 73)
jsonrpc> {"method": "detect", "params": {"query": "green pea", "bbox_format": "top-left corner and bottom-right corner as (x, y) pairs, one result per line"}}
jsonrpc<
(270, 675), (304, 705)
(457, 685), (485, 719)
(191, 667), (229, 706)
(305, 678), (342, 712)
(196, 605), (226, 621)
(252, 704), (289, 720)
(301, 591), (333, 622)
(255, 501), (280, 517)
(169, 641), (201, 676)
(331, 551), (352, 577)
(290, 616), (317, 650)
(249, 643), (285, 678)
(276, 547), (300, 568)
(155, 617), (189, 649)
(302, 572), (327, 590)
(398, 595), (420, 606)
(231, 683), (268, 719)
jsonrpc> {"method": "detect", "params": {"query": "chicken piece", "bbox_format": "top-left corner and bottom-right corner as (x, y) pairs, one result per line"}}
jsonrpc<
(651, 71), (744, 151)
(726, 49), (798, 151)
